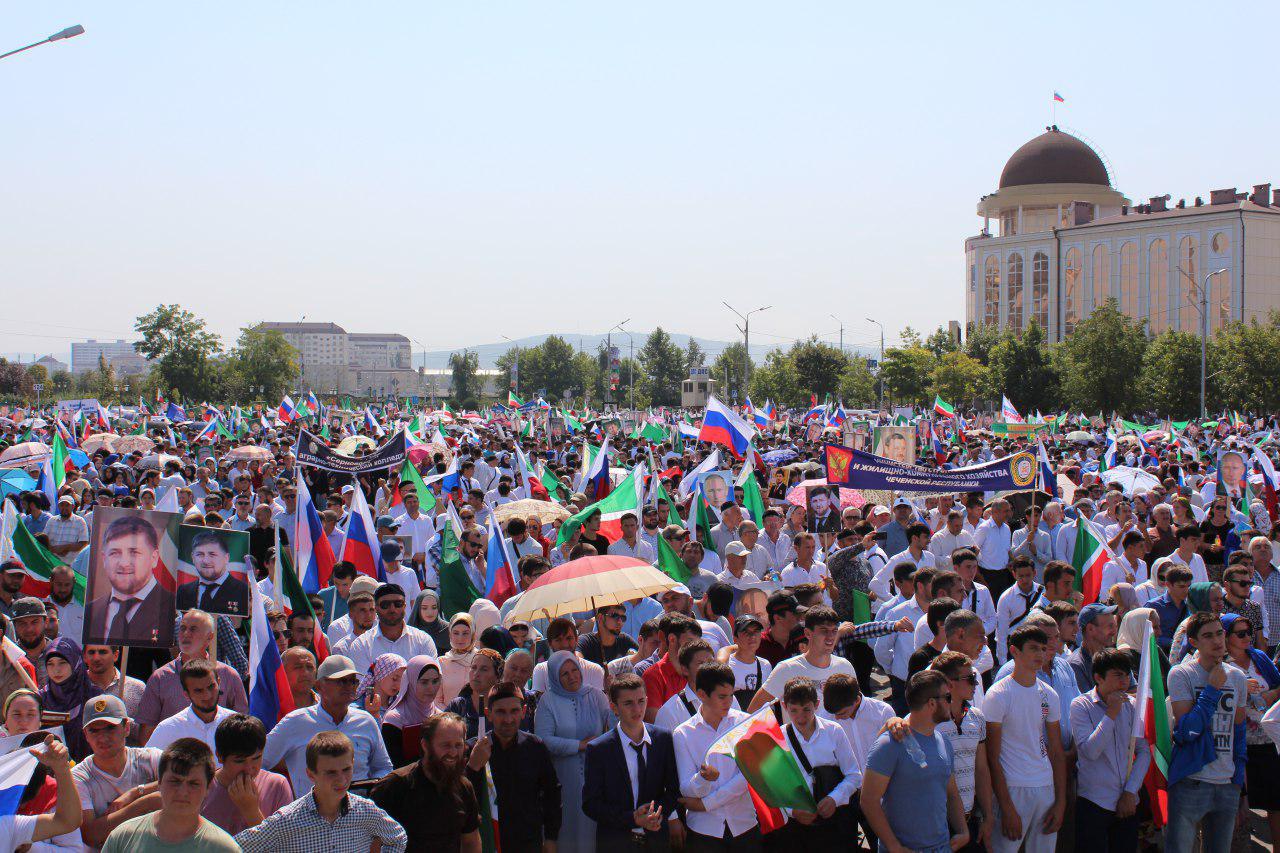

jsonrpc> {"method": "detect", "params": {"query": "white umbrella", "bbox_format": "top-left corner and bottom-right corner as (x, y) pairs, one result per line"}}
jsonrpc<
(1099, 465), (1161, 495)
(0, 442), (51, 469)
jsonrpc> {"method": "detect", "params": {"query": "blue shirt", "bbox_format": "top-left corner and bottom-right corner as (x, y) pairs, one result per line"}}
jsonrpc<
(993, 654), (1080, 749)
(263, 703), (392, 796)
(1147, 592), (1190, 652)
(622, 596), (664, 641)
(879, 521), (909, 562)
(865, 728), (954, 851)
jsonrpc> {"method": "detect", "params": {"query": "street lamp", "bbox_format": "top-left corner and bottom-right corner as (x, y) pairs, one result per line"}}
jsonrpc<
(611, 321), (636, 413)
(723, 303), (770, 397)
(1176, 266), (1230, 419)
(829, 315), (845, 355)
(0, 25), (84, 61)
(865, 317), (885, 412)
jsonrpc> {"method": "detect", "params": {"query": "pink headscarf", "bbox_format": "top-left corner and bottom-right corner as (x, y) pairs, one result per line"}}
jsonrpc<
(383, 654), (443, 730)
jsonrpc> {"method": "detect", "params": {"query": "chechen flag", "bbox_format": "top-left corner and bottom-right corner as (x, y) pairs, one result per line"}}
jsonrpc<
(706, 705), (817, 836)
(555, 464), (646, 546)
(699, 395), (758, 459)
(1070, 515), (1113, 605)
(295, 477), (336, 594)
(1133, 619), (1171, 826)
(340, 486), (386, 582)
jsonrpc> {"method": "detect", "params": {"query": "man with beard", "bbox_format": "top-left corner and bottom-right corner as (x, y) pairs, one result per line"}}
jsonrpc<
(46, 564), (84, 645)
(144, 659), (236, 753)
(84, 514), (176, 648)
(370, 712), (481, 851)
(236, 731), (406, 852)
(0, 559), (29, 620)
(176, 530), (249, 617)
(12, 598), (50, 687)
(860, 669), (970, 853)
(464, 680), (562, 851)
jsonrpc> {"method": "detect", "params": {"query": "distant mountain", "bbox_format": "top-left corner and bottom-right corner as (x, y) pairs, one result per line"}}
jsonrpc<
(416, 332), (875, 370)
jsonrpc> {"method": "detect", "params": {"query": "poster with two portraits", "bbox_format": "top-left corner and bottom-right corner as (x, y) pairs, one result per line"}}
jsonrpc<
(83, 507), (250, 649)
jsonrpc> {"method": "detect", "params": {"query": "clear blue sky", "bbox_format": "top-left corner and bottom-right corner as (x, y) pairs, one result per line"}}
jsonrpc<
(3, 2), (1275, 364)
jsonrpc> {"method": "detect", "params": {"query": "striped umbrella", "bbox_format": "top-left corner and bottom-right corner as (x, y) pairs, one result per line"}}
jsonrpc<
(502, 555), (677, 624)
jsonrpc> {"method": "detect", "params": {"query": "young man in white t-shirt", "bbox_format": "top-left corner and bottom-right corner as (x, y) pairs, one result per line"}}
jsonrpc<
(748, 606), (854, 713)
(994, 557), (1047, 667)
(74, 694), (166, 852)
(982, 623), (1066, 853)
(725, 614), (773, 711)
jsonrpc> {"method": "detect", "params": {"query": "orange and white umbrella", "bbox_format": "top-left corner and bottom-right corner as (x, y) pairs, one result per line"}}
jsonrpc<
(503, 555), (678, 624)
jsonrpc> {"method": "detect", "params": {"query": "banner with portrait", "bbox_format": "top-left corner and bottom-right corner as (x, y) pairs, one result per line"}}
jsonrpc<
(806, 485), (842, 533)
(873, 425), (917, 465)
(83, 507), (180, 649)
(175, 526), (251, 618)
(824, 444), (1039, 495)
(296, 428), (406, 474)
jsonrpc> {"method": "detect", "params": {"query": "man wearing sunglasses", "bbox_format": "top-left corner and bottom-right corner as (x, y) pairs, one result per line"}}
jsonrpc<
(347, 583), (438, 673)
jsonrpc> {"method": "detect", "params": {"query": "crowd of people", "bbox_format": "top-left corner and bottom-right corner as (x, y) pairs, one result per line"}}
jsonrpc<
(0, 399), (1277, 852)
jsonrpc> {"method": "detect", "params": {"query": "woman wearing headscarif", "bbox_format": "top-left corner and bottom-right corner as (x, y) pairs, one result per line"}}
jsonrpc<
(1169, 582), (1225, 665)
(1225, 612), (1280, 843)
(381, 654), (443, 766)
(438, 613), (477, 705)
(407, 589), (449, 652)
(39, 637), (103, 760)
(354, 653), (407, 724)
(534, 650), (613, 853)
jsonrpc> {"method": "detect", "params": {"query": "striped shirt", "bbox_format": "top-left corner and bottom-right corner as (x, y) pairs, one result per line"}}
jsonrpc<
(235, 791), (407, 853)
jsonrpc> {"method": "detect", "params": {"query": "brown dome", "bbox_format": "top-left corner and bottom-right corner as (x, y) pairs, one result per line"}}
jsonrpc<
(999, 127), (1110, 189)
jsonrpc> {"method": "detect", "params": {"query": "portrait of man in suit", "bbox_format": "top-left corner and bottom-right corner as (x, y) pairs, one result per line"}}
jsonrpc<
(808, 486), (841, 534)
(175, 528), (250, 617)
(84, 509), (177, 648)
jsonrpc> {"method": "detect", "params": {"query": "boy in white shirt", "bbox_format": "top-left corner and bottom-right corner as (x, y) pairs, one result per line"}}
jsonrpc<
(994, 557), (1047, 666)
(781, 676), (861, 845)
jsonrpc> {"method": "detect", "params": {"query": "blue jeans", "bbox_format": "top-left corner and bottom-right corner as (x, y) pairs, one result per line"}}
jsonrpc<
(1165, 778), (1241, 853)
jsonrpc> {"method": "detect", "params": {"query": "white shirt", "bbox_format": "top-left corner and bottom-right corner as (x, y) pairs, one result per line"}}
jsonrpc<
(738, 543), (774, 578)
(608, 537), (657, 564)
(780, 560), (828, 589)
(783, 717), (862, 806)
(973, 519), (1012, 572)
(655, 686), (703, 733)
(145, 705), (237, 757)
(1169, 550), (1209, 584)
(761, 654), (855, 703)
(870, 549), (936, 602)
(618, 723), (653, 826)
(822, 694), (896, 773)
(0, 815), (36, 853)
(995, 583), (1048, 665)
(716, 568), (763, 592)
(385, 566), (422, 600)
(759, 531), (793, 571)
(957, 580), (998, 635)
(49, 597), (84, 648)
(532, 654), (605, 694)
(346, 623), (438, 673)
(674, 709), (759, 837)
(391, 511), (438, 558)
(1100, 555), (1148, 595)
(981, 674), (1060, 788)
(1133, 580), (1164, 605)
(874, 598), (925, 680)
(929, 528), (975, 561)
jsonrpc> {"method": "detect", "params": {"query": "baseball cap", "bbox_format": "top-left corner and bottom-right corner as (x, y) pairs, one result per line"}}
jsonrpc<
(12, 598), (46, 620)
(349, 575), (380, 597)
(316, 655), (360, 681)
(340, 485), (355, 495)
(1, 560), (25, 575)
(57, 495), (75, 507)
(1078, 603), (1117, 630)
(374, 515), (401, 530)
(869, 504), (890, 517)
(724, 541), (749, 558)
(380, 540), (403, 562)
(663, 583), (691, 598)
(82, 693), (129, 727)
(892, 497), (913, 509)
(734, 613), (763, 635)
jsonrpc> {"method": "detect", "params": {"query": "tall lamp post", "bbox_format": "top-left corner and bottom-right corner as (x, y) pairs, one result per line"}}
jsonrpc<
(866, 317), (885, 412)
(1176, 266), (1229, 419)
(829, 314), (845, 355)
(723, 303), (770, 399)
(0, 25), (84, 61)
(611, 320), (635, 413)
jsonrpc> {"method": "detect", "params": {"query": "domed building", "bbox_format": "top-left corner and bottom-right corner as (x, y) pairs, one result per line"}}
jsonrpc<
(966, 126), (1280, 342)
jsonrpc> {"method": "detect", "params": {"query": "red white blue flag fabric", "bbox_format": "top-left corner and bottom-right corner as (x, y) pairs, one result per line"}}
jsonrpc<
(278, 396), (299, 423)
(340, 486), (386, 582)
(483, 513), (519, 608)
(1037, 440), (1058, 497)
(584, 437), (613, 501)
(248, 575), (294, 731)
(295, 476), (336, 594)
(699, 395), (758, 459)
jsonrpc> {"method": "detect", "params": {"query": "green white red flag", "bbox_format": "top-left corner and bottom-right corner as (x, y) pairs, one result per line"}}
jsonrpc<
(1133, 619), (1171, 826)
(0, 501), (83, 603)
(933, 395), (955, 418)
(1070, 515), (1112, 605)
(707, 706), (816, 833)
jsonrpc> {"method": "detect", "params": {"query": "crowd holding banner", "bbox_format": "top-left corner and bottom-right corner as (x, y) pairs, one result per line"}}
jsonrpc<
(0, 388), (1279, 850)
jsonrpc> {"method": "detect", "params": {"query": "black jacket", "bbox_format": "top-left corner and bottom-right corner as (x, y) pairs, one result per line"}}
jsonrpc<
(582, 723), (681, 846)
(464, 731), (561, 852)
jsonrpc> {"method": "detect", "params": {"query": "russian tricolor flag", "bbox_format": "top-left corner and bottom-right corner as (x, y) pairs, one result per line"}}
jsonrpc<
(248, 575), (294, 731)
(296, 477), (336, 593)
(931, 424), (947, 465)
(278, 396), (299, 423)
(364, 407), (386, 438)
(340, 485), (386, 582)
(1037, 440), (1058, 497)
(698, 396), (758, 459)
(0, 740), (39, 815)
(584, 438), (612, 501)
(483, 513), (519, 608)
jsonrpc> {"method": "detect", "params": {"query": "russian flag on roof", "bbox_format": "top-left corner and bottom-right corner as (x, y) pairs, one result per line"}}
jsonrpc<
(340, 486), (386, 582)
(483, 513), (519, 608)
(296, 477), (336, 593)
(699, 395), (758, 459)
(248, 576), (294, 731)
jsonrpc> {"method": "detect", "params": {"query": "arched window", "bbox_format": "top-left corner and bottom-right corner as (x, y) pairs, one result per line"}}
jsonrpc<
(1091, 244), (1110, 313)
(1119, 242), (1139, 318)
(1178, 236), (1198, 332)
(1211, 269), (1231, 332)
(1032, 251), (1049, 331)
(1007, 253), (1024, 331)
(1148, 239), (1168, 335)
(1063, 248), (1082, 335)
(983, 256), (1000, 327)
(1212, 232), (1230, 255)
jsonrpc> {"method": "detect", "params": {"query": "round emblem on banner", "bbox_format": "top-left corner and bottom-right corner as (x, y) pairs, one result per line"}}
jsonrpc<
(1010, 453), (1037, 488)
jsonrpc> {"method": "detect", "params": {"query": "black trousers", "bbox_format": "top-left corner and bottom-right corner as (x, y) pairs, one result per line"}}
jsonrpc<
(979, 567), (1013, 601)
(849, 638), (877, 696)
(1075, 794), (1139, 852)
(888, 675), (908, 715)
(687, 826), (764, 853)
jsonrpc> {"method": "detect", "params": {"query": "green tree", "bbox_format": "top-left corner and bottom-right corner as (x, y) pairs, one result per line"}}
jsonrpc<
(25, 364), (49, 386)
(0, 360), (34, 399)
(228, 327), (300, 401)
(50, 371), (73, 395)
(924, 326), (960, 360)
(899, 326), (923, 348)
(573, 351), (599, 407)
(77, 354), (119, 401)
(987, 322), (1059, 413)
(789, 338), (848, 400)
(637, 328), (687, 407)
(449, 350), (480, 407)
(685, 338), (706, 372)
(964, 323), (1000, 365)
(839, 359), (877, 407)
(1055, 300), (1148, 413)
(712, 342), (750, 403)
(1140, 330), (1204, 418)
(748, 348), (803, 408)
(1209, 317), (1280, 413)
(878, 346), (936, 408)
(931, 351), (990, 408)
(133, 304), (222, 401)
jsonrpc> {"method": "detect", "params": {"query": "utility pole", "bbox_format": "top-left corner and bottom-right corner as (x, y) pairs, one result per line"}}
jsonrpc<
(866, 317), (885, 412)
(612, 321), (635, 414)
(1177, 266), (1229, 420)
(829, 314), (845, 355)
(723, 303), (770, 400)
